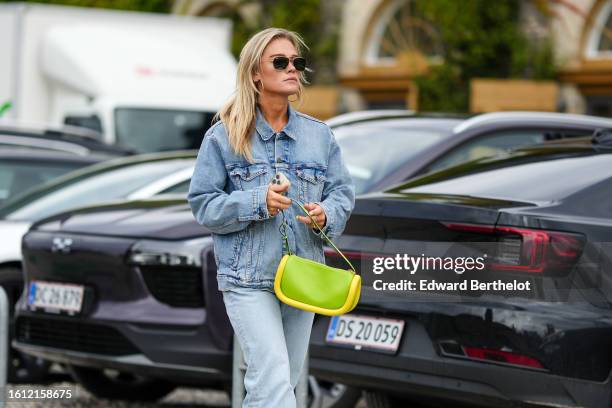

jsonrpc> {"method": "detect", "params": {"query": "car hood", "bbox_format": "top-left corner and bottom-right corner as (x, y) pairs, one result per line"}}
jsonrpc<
(30, 196), (209, 240)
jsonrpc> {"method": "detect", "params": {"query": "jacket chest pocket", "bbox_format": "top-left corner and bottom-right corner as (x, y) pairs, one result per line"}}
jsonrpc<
(228, 163), (269, 191)
(295, 167), (326, 203)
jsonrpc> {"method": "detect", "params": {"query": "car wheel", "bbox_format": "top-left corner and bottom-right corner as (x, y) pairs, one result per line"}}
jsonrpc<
(308, 375), (361, 408)
(67, 365), (177, 401)
(0, 266), (52, 383)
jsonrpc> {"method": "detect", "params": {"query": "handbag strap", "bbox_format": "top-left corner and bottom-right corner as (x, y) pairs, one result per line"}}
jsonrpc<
(278, 199), (356, 273)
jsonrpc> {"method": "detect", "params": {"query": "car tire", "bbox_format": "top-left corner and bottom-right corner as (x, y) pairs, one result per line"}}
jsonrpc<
(0, 266), (52, 383)
(67, 365), (177, 401)
(308, 376), (361, 408)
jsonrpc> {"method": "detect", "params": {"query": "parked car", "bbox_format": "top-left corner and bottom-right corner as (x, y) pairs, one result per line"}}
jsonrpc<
(12, 194), (366, 405)
(325, 109), (417, 128)
(0, 148), (116, 205)
(13, 196), (222, 397)
(332, 110), (612, 194)
(12, 112), (612, 402)
(0, 150), (195, 382)
(308, 133), (612, 408)
(0, 122), (134, 156)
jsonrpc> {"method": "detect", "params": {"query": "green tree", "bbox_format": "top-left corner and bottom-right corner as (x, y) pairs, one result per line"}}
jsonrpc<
(221, 0), (338, 85)
(413, 0), (556, 112)
(0, 0), (171, 13)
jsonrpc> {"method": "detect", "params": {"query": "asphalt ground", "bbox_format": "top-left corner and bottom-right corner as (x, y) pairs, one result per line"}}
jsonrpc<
(4, 381), (368, 408)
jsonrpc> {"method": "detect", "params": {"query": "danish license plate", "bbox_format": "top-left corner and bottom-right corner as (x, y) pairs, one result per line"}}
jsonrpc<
(27, 281), (84, 313)
(326, 313), (404, 353)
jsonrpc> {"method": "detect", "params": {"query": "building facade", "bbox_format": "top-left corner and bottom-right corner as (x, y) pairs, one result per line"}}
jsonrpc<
(175, 0), (612, 117)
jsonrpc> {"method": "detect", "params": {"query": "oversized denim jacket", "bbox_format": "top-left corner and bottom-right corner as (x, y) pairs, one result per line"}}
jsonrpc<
(187, 104), (355, 291)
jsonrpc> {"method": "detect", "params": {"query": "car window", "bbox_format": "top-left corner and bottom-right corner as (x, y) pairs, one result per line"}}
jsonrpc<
(334, 120), (453, 194)
(4, 160), (193, 222)
(426, 130), (549, 173)
(64, 115), (103, 134)
(0, 161), (84, 203)
(115, 108), (215, 153)
(159, 179), (191, 195)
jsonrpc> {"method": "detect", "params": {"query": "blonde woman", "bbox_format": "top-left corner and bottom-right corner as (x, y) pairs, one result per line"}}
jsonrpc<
(187, 27), (355, 407)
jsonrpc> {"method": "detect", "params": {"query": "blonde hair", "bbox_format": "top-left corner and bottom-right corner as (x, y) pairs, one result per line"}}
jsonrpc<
(213, 28), (311, 163)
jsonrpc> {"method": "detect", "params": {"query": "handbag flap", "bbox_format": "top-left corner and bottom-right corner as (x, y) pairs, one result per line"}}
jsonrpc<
(279, 255), (355, 310)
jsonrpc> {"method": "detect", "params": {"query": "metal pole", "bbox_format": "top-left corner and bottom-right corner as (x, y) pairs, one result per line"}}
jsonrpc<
(0, 287), (8, 408)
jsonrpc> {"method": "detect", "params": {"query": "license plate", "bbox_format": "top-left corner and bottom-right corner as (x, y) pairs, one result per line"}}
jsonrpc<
(326, 313), (404, 353)
(27, 281), (84, 314)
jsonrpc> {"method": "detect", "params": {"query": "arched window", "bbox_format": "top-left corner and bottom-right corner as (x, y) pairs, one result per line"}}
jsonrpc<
(364, 0), (443, 66)
(198, 1), (237, 18)
(586, 0), (612, 58)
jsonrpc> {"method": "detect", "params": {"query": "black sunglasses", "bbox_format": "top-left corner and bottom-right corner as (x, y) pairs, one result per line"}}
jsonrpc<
(272, 56), (307, 71)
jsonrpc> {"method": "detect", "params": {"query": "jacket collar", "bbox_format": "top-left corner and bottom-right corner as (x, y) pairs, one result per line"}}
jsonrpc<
(255, 103), (298, 141)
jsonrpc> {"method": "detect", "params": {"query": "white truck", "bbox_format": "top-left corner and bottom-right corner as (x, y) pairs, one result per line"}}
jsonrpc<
(0, 2), (237, 153)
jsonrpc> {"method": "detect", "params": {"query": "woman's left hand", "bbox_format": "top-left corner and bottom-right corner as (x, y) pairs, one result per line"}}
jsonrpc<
(296, 202), (326, 230)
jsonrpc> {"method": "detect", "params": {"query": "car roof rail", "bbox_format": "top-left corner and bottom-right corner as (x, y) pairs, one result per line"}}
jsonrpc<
(43, 127), (100, 140)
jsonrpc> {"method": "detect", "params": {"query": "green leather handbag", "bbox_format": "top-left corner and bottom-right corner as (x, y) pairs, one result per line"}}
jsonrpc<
(274, 200), (361, 316)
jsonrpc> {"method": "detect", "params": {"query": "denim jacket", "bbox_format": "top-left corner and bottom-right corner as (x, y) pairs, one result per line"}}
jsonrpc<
(188, 104), (355, 291)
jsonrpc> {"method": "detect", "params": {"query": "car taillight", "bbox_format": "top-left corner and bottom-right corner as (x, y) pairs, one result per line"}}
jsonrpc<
(442, 223), (585, 274)
(463, 346), (545, 369)
(439, 341), (546, 370)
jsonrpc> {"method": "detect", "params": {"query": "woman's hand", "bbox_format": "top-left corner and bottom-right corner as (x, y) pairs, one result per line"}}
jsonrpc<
(267, 183), (291, 216)
(296, 202), (326, 230)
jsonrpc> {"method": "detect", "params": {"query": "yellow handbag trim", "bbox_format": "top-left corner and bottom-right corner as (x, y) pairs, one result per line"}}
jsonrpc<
(274, 254), (362, 316)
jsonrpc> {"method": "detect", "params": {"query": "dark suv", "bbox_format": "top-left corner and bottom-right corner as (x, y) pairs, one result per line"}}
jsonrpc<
(309, 134), (612, 408)
(15, 196), (228, 400)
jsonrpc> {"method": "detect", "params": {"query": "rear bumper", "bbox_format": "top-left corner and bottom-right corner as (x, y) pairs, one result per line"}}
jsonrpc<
(310, 315), (612, 408)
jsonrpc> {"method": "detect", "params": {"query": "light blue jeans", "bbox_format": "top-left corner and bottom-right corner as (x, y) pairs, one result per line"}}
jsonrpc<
(222, 286), (315, 408)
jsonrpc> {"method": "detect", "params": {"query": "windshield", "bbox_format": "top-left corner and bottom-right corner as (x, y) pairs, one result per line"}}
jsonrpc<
(3, 159), (193, 222)
(0, 160), (86, 204)
(334, 119), (453, 194)
(115, 108), (216, 153)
